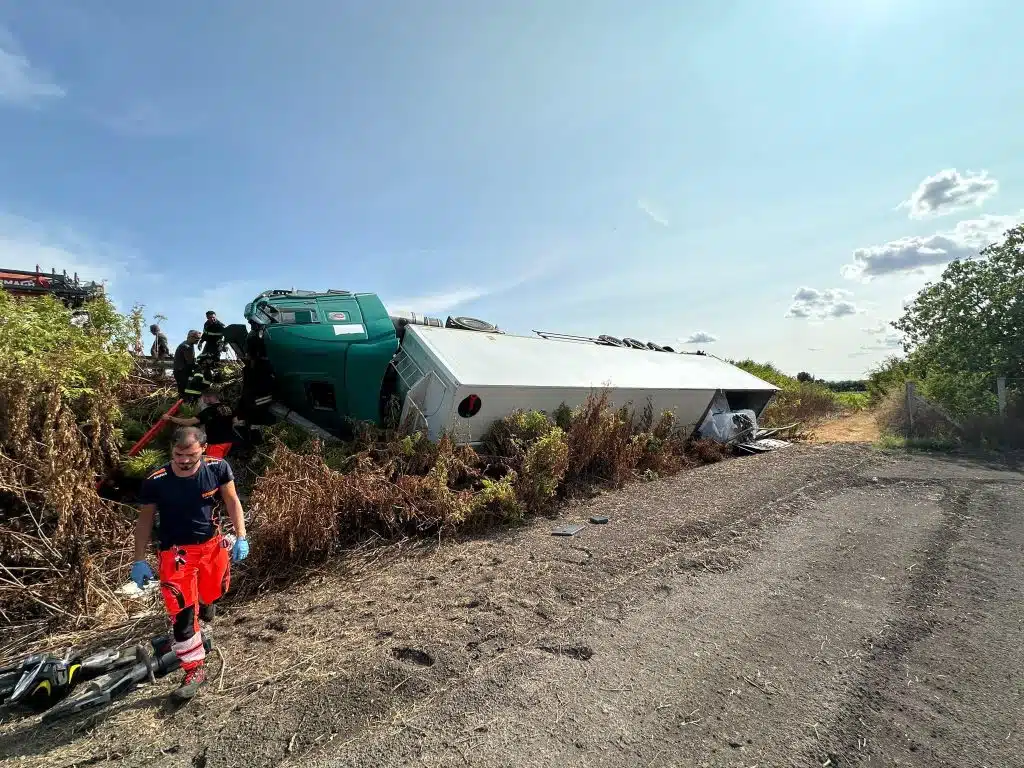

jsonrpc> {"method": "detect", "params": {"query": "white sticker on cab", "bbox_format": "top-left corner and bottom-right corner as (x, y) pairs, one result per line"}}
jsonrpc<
(332, 323), (366, 335)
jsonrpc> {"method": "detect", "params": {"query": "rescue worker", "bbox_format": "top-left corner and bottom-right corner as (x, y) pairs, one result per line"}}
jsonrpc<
(173, 330), (204, 401)
(240, 318), (274, 417)
(199, 311), (226, 363)
(150, 324), (170, 359)
(168, 388), (241, 459)
(130, 426), (249, 701)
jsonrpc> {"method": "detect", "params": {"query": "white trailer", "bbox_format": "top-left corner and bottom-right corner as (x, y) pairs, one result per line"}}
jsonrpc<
(393, 325), (779, 444)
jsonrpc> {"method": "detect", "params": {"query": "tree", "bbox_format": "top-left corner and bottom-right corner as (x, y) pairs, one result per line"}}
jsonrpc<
(894, 221), (1024, 382)
(889, 220), (1023, 418)
(796, 371), (814, 383)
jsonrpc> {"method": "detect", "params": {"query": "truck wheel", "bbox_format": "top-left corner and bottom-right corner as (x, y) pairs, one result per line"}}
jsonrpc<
(445, 316), (500, 333)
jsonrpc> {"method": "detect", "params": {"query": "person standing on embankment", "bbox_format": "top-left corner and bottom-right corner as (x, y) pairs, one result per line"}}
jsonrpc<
(173, 330), (205, 401)
(129, 426), (250, 701)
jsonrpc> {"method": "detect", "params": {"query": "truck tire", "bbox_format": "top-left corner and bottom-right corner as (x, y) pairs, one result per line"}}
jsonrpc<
(597, 335), (626, 347)
(646, 341), (670, 352)
(445, 316), (499, 333)
(623, 337), (647, 350)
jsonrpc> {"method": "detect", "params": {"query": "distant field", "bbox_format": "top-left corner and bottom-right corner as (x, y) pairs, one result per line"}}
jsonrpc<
(835, 391), (869, 411)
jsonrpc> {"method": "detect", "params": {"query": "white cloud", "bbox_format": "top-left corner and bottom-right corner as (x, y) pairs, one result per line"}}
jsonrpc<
(842, 210), (1024, 281)
(898, 168), (998, 219)
(637, 199), (669, 227)
(0, 213), (144, 295)
(807, 347), (823, 352)
(382, 258), (556, 319)
(862, 321), (891, 335)
(786, 286), (864, 320)
(0, 33), (64, 108)
(679, 331), (718, 344)
(383, 287), (488, 316)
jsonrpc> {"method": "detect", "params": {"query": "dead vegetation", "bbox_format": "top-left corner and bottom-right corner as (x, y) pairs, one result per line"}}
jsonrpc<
(0, 292), (737, 654)
(0, 294), (140, 645)
(243, 392), (731, 591)
(874, 387), (1024, 451)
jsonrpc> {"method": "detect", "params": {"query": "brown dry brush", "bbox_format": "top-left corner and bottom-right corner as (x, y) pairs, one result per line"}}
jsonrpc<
(243, 390), (734, 588)
(0, 378), (132, 638)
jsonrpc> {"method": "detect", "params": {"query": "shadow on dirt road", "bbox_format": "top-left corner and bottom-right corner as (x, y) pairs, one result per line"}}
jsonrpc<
(2, 444), (1021, 768)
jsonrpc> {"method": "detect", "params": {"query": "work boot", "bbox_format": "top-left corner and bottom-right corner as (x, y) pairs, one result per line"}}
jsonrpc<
(171, 663), (207, 702)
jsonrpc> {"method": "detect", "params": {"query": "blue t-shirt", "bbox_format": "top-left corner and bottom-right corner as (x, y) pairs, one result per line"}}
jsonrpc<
(139, 458), (235, 548)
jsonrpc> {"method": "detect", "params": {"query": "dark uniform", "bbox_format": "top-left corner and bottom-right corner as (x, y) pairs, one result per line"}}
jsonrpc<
(173, 340), (196, 398)
(139, 458), (235, 672)
(200, 318), (226, 362)
(240, 322), (275, 422)
(197, 402), (237, 458)
(151, 331), (170, 359)
(173, 337), (207, 401)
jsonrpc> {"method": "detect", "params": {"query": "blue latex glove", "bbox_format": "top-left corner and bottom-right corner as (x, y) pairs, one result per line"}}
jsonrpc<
(130, 560), (155, 589)
(231, 537), (249, 562)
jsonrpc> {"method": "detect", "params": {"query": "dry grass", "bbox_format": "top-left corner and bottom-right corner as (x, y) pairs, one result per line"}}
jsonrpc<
(0, 329), (190, 648)
(761, 384), (843, 428)
(874, 390), (960, 444)
(0, 373), (134, 643)
(0, 359), (737, 649)
(731, 360), (843, 429)
(959, 413), (1024, 450)
(241, 391), (734, 590)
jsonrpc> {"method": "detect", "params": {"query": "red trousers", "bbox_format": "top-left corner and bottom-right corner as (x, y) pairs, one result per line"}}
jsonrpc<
(158, 535), (231, 669)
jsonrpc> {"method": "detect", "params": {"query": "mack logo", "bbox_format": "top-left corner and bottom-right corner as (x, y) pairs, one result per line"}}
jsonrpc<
(328, 311), (348, 321)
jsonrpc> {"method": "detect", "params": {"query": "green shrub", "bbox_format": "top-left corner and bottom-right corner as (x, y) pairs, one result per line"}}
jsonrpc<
(0, 292), (138, 628)
(483, 408), (556, 457)
(835, 392), (869, 411)
(516, 427), (569, 508)
(866, 355), (914, 405)
(732, 359), (842, 428)
(120, 418), (149, 444)
(919, 370), (998, 422)
(121, 449), (168, 478)
(474, 475), (524, 520)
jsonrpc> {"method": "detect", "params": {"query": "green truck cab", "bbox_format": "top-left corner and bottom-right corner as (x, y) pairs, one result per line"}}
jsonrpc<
(243, 289), (399, 433)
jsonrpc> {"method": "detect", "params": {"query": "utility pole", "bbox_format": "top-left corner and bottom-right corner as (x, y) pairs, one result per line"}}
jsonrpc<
(997, 377), (1007, 418)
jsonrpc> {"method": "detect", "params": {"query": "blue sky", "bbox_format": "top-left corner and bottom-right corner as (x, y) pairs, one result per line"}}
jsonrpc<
(0, 0), (1021, 379)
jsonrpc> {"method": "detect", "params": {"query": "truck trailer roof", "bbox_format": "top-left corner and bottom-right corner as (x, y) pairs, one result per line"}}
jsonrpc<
(404, 325), (780, 393)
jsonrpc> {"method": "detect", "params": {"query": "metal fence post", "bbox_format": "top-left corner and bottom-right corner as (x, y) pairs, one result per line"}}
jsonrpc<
(906, 381), (915, 435)
(997, 376), (1007, 418)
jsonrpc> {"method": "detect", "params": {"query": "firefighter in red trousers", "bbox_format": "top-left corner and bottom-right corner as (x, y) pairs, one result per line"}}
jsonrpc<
(130, 426), (249, 701)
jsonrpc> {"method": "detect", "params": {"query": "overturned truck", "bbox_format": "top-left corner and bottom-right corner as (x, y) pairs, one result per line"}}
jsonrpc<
(225, 288), (780, 446)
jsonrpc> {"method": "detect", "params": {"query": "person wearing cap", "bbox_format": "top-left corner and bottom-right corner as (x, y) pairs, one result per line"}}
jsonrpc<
(173, 330), (204, 400)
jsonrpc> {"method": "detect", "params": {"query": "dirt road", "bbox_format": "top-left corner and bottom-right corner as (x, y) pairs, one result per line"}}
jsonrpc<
(3, 444), (1022, 768)
(810, 409), (881, 443)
